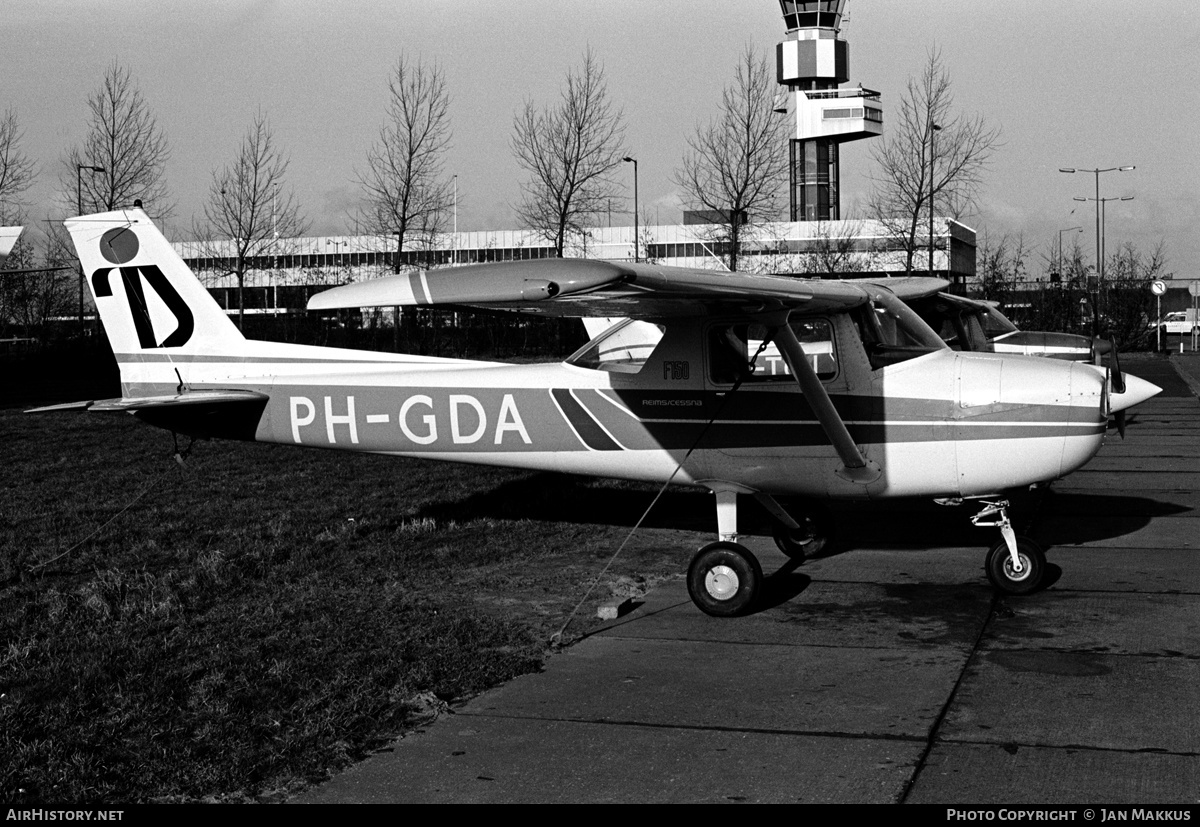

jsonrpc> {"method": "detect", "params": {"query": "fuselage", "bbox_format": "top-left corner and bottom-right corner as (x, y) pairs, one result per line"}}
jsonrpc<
(121, 313), (1113, 503)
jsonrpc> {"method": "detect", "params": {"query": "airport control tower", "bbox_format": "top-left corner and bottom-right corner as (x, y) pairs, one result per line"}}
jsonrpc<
(776, 1), (882, 221)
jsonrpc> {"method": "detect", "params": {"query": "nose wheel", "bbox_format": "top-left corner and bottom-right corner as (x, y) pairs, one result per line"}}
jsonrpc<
(984, 536), (1045, 594)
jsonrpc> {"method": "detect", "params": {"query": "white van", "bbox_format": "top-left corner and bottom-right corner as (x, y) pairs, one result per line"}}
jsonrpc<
(1162, 310), (1200, 334)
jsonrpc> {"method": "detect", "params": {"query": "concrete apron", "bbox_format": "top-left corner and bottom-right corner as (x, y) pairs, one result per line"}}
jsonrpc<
(297, 356), (1200, 804)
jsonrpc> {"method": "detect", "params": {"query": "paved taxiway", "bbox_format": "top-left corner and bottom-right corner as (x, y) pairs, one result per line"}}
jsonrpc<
(297, 354), (1200, 804)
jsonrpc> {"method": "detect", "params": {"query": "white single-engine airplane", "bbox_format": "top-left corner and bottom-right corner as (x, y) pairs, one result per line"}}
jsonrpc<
(38, 209), (1160, 616)
(908, 291), (1099, 362)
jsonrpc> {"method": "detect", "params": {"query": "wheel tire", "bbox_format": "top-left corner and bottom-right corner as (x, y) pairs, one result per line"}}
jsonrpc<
(687, 542), (763, 617)
(984, 536), (1046, 595)
(771, 508), (835, 561)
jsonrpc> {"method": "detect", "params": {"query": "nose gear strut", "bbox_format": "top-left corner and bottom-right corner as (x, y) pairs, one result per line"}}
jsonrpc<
(971, 500), (1021, 572)
(970, 499), (1047, 594)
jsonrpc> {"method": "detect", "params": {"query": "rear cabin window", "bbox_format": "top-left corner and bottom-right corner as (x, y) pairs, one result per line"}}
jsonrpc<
(567, 319), (664, 374)
(708, 319), (837, 384)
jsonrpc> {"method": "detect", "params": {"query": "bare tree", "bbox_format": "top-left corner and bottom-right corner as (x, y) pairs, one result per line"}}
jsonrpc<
(0, 109), (36, 224)
(869, 48), (1000, 275)
(512, 48), (627, 257)
(357, 56), (453, 272)
(1023, 243), (1092, 335)
(0, 234), (75, 339)
(674, 46), (787, 273)
(1103, 240), (1169, 347)
(807, 219), (874, 275)
(976, 231), (1030, 305)
(199, 113), (307, 329)
(0, 108), (38, 334)
(61, 62), (172, 217)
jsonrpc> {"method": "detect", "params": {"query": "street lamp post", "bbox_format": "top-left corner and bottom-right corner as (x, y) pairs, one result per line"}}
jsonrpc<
(76, 164), (106, 332)
(1072, 195), (1135, 282)
(1101, 196), (1134, 279)
(327, 239), (344, 284)
(1056, 226), (1082, 281)
(928, 122), (941, 276)
(623, 157), (638, 263)
(1059, 166), (1135, 335)
(1072, 194), (1134, 334)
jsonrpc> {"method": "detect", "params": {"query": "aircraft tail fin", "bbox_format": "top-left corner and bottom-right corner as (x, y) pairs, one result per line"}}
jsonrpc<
(65, 208), (245, 358)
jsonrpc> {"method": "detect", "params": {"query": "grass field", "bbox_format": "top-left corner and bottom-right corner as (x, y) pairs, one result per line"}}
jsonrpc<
(0, 406), (713, 803)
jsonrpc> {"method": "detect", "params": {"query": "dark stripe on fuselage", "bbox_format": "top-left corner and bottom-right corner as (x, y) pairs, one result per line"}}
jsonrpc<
(612, 388), (1083, 426)
(203, 382), (1099, 455)
(551, 388), (622, 451)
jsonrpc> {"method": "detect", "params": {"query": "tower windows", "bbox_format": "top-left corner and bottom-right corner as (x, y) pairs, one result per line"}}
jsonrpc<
(790, 139), (839, 222)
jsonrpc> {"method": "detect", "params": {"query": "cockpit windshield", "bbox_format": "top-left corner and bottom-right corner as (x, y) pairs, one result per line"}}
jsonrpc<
(978, 304), (1020, 338)
(854, 290), (948, 369)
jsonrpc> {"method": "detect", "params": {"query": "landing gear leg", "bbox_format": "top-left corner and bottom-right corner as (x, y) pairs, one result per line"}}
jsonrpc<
(755, 493), (835, 561)
(687, 487), (762, 617)
(971, 499), (1046, 595)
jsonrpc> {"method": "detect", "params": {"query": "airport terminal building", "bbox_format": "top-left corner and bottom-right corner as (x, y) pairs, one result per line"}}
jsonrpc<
(174, 218), (976, 317)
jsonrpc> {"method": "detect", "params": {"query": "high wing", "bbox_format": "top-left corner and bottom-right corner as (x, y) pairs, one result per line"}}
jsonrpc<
(308, 258), (946, 485)
(308, 258), (948, 319)
(859, 275), (949, 301)
(0, 226), (68, 273)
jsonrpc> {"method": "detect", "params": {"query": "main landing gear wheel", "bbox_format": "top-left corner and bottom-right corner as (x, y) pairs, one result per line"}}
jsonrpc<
(771, 507), (834, 561)
(687, 542), (763, 617)
(984, 536), (1046, 595)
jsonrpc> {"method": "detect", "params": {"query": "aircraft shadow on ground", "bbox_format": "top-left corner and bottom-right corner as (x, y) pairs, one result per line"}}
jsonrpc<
(1028, 490), (1190, 548)
(414, 473), (1189, 556)
(414, 472), (717, 535)
(758, 561), (812, 610)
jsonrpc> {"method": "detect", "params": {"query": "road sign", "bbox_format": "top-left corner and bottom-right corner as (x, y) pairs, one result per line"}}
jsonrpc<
(1151, 280), (1167, 296)
(1190, 282), (1200, 297)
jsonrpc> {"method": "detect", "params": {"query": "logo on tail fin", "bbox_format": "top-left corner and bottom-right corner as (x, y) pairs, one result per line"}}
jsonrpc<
(92, 264), (195, 348)
(100, 227), (140, 264)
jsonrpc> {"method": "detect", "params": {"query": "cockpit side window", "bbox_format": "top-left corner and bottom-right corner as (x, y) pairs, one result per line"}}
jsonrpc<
(961, 311), (992, 352)
(708, 319), (837, 384)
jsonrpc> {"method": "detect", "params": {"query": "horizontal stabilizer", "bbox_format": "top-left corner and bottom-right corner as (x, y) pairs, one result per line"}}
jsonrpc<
(28, 389), (268, 413)
(25, 400), (95, 413)
(28, 389), (269, 441)
(93, 389), (269, 412)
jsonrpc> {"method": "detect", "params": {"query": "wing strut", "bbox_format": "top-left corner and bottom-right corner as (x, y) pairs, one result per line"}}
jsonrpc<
(772, 321), (881, 484)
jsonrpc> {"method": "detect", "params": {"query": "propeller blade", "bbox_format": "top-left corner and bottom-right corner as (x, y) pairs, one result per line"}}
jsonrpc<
(1109, 336), (1125, 394)
(1116, 409), (1127, 439)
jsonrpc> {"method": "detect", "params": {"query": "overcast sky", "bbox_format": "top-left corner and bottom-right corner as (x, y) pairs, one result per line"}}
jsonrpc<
(4, 0), (1198, 275)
